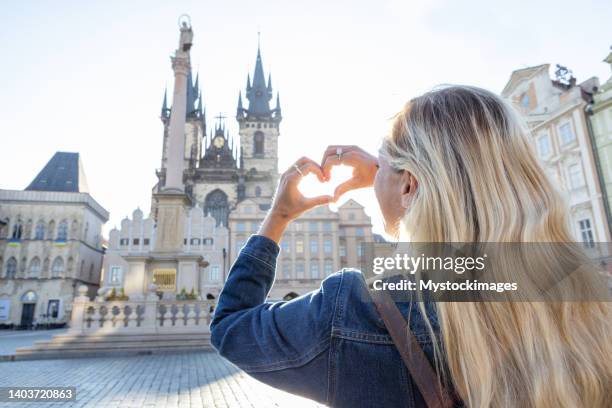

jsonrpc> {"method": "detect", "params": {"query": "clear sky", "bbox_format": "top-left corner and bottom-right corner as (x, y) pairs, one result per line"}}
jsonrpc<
(1, 0), (611, 237)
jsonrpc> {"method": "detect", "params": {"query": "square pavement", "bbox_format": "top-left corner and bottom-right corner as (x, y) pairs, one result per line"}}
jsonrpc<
(0, 351), (327, 407)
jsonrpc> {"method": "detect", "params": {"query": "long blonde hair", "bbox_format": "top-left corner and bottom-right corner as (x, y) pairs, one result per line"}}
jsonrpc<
(382, 85), (612, 407)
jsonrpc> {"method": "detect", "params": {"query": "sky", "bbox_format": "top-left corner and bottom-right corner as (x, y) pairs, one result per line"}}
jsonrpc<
(1, 0), (611, 237)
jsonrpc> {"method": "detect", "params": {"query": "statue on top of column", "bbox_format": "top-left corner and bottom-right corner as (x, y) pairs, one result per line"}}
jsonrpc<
(178, 15), (193, 52)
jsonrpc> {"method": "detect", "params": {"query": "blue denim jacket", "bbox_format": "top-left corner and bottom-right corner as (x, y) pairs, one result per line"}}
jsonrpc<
(210, 235), (443, 408)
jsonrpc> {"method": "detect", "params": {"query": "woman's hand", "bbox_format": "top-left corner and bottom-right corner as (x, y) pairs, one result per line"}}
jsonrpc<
(259, 157), (333, 243)
(320, 145), (379, 201)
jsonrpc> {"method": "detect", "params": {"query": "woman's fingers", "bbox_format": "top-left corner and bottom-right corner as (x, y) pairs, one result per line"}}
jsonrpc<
(304, 194), (334, 208)
(333, 178), (362, 201)
(287, 157), (326, 182)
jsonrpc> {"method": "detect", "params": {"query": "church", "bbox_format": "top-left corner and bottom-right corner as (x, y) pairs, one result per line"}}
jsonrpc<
(101, 20), (375, 303)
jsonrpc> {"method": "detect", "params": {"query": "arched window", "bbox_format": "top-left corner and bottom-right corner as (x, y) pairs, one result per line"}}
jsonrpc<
(29, 257), (41, 277)
(35, 220), (45, 240)
(255, 186), (262, 197)
(11, 219), (23, 240)
(57, 220), (68, 240)
(6, 258), (17, 278)
(254, 131), (264, 155)
(51, 257), (64, 277)
(204, 189), (229, 227)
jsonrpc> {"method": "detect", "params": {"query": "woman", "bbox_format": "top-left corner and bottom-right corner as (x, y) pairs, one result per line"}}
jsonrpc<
(210, 85), (612, 407)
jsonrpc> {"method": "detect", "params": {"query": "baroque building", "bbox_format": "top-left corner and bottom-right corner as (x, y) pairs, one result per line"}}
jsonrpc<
(502, 64), (610, 243)
(586, 49), (612, 234)
(0, 152), (109, 328)
(102, 23), (374, 302)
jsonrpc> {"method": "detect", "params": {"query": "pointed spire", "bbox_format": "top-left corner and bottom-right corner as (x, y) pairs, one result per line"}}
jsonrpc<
(245, 38), (272, 116)
(246, 74), (251, 91)
(194, 73), (199, 93)
(267, 73), (272, 91)
(161, 88), (168, 117)
(197, 91), (203, 114)
(275, 92), (281, 113)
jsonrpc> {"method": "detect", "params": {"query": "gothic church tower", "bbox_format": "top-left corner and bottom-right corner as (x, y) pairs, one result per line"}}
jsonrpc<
(236, 43), (282, 200)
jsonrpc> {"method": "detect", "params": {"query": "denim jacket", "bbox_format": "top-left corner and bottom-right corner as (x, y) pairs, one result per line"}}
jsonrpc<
(210, 235), (444, 408)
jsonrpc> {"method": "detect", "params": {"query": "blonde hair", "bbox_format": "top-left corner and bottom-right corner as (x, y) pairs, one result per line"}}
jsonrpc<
(382, 85), (612, 407)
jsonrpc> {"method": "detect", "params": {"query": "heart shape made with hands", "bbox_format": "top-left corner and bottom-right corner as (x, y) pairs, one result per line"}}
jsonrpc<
(298, 164), (354, 203)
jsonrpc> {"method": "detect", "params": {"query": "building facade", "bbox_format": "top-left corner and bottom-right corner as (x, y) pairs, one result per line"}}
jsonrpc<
(502, 64), (610, 243)
(102, 23), (374, 303)
(0, 152), (108, 328)
(587, 50), (612, 235)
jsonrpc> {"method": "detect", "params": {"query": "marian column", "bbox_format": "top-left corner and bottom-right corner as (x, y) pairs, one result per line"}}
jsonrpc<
(153, 21), (194, 253)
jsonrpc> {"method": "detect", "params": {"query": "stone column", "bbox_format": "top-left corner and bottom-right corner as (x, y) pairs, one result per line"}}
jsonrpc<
(67, 285), (89, 335)
(164, 26), (192, 192)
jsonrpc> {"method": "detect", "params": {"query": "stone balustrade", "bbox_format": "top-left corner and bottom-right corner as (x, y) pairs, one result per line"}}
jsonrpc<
(68, 285), (216, 335)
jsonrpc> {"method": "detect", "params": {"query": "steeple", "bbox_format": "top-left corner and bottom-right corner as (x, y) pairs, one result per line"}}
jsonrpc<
(245, 41), (273, 118)
(161, 88), (169, 119)
(236, 91), (244, 119)
(274, 91), (282, 118)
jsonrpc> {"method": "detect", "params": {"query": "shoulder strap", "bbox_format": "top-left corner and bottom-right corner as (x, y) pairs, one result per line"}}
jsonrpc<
(370, 289), (454, 408)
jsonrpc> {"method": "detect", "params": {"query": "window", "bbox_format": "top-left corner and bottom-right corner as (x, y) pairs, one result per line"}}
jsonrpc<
(537, 134), (552, 158)
(324, 260), (333, 275)
(339, 245), (346, 257)
(203, 238), (213, 245)
(357, 242), (364, 257)
(143, 238), (150, 245)
(35, 220), (45, 240)
(190, 238), (200, 245)
(294, 222), (303, 231)
(520, 93), (530, 108)
(559, 122), (575, 146)
(280, 240), (290, 254)
(348, 213), (355, 221)
(295, 239), (304, 254)
(579, 219), (595, 247)
(356, 227), (365, 237)
(255, 186), (262, 197)
(11, 220), (23, 240)
(323, 222), (332, 232)
(296, 262), (305, 278)
(236, 222), (246, 232)
(6, 257), (17, 279)
(323, 239), (332, 254)
(29, 257), (41, 277)
(310, 262), (320, 279)
(133, 238), (140, 245)
(568, 164), (585, 189)
(282, 262), (291, 279)
(209, 265), (221, 282)
(120, 238), (129, 246)
(309, 222), (318, 232)
(109, 266), (122, 286)
(57, 220), (68, 240)
(51, 257), (64, 277)
(47, 300), (60, 319)
(310, 239), (318, 255)
(254, 131), (264, 155)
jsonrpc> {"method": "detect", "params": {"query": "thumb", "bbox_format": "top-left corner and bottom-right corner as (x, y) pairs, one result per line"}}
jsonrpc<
(333, 179), (360, 201)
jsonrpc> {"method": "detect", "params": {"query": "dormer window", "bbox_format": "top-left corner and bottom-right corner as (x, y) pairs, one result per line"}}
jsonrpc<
(520, 93), (530, 108)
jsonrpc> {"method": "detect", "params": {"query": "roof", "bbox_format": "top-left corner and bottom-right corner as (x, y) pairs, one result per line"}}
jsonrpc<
(501, 64), (549, 96)
(25, 152), (89, 193)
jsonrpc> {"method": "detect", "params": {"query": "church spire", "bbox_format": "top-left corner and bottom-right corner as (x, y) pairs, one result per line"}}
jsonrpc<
(161, 88), (169, 119)
(245, 38), (273, 118)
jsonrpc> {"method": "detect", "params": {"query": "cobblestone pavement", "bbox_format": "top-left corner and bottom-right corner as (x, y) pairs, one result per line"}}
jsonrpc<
(0, 351), (327, 408)
(0, 329), (68, 355)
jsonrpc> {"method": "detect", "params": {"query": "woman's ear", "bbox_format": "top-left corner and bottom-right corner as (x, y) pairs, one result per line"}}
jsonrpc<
(400, 172), (417, 209)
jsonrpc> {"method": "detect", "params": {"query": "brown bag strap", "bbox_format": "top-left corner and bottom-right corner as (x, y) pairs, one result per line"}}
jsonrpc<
(370, 289), (454, 408)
